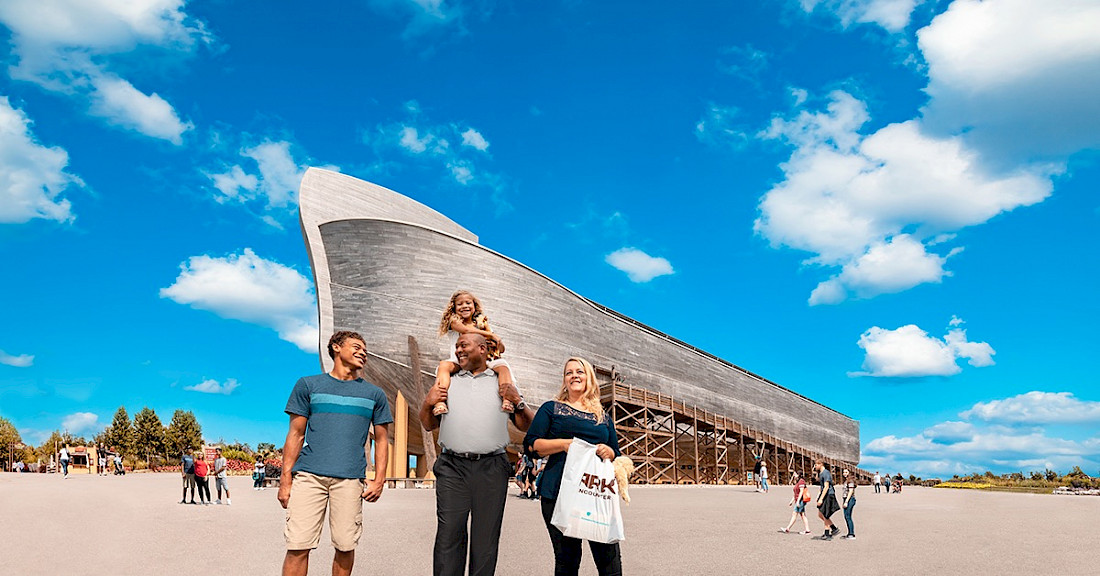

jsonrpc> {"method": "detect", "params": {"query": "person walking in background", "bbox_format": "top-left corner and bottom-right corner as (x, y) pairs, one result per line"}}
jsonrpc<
(532, 457), (546, 497)
(213, 447), (231, 505)
(59, 445), (70, 478)
(279, 331), (393, 576)
(883, 474), (891, 494)
(181, 451), (196, 504)
(254, 458), (266, 490)
(760, 461), (769, 493)
(873, 471), (881, 494)
(526, 455), (542, 500)
(420, 333), (533, 576)
(841, 469), (857, 539)
(194, 450), (211, 505)
(814, 461), (841, 541)
(524, 357), (624, 576)
(98, 455), (107, 476)
(514, 454), (531, 498)
(779, 470), (812, 534)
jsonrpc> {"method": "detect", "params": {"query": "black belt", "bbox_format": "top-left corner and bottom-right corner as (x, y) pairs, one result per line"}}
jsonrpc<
(441, 448), (506, 460)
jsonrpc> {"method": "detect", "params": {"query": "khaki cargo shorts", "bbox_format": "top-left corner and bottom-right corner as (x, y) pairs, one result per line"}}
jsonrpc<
(285, 471), (365, 551)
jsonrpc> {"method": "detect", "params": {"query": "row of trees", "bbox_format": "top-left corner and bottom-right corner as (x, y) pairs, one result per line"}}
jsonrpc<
(0, 406), (205, 471)
(948, 467), (1100, 488)
(2, 408), (287, 472)
(94, 406), (205, 467)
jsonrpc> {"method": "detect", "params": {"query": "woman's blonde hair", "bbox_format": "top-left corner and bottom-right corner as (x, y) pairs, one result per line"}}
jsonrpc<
(555, 357), (604, 422)
(438, 290), (487, 336)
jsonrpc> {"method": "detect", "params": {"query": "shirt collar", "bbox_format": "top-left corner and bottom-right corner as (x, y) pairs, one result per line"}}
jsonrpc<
(456, 367), (496, 378)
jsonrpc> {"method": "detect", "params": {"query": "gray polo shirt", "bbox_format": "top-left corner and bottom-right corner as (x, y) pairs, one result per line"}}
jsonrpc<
(438, 368), (510, 454)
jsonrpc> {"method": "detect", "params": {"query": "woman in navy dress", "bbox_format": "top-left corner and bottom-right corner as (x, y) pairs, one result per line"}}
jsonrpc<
(524, 357), (623, 576)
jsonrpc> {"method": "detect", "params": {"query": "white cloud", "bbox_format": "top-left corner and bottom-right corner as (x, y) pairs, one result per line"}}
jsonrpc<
(448, 161), (474, 185)
(605, 248), (675, 283)
(61, 412), (99, 435)
(755, 91), (1052, 303)
(852, 319), (995, 377)
(922, 421), (974, 444)
(87, 75), (192, 144)
(0, 0), (207, 142)
(206, 139), (326, 223)
(961, 391), (1100, 425)
(918, 0), (1100, 163)
(367, 103), (509, 204)
(399, 126), (431, 153)
(798, 0), (927, 32)
(209, 165), (258, 203)
(0, 97), (80, 224)
(159, 248), (319, 352)
(809, 235), (959, 304)
(368, 0), (464, 38)
(185, 378), (240, 395)
(0, 349), (34, 367)
(242, 141), (308, 209)
(751, 2), (1100, 303)
(695, 104), (748, 149)
(717, 44), (769, 83)
(461, 128), (489, 151)
(863, 414), (1100, 478)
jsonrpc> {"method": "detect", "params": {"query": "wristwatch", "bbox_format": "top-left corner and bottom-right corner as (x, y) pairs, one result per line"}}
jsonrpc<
(514, 398), (527, 411)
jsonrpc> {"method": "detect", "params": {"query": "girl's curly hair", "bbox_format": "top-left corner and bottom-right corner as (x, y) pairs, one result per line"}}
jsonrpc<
(437, 290), (487, 336)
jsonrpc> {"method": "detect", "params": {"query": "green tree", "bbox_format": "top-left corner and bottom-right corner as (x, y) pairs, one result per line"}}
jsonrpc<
(165, 410), (203, 456)
(104, 406), (135, 455)
(0, 416), (23, 469)
(132, 407), (166, 468)
(225, 440), (252, 453)
(36, 430), (66, 462)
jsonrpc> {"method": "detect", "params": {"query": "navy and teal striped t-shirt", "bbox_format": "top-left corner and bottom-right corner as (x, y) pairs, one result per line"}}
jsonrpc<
(285, 373), (393, 479)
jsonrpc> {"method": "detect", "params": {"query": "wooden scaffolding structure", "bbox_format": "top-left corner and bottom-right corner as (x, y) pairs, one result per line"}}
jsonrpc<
(599, 375), (869, 485)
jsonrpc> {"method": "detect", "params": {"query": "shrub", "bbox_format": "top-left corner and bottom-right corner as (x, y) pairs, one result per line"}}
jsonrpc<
(264, 457), (283, 478)
(220, 448), (254, 464)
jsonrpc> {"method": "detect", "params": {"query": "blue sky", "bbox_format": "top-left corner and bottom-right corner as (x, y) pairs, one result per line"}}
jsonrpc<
(1, 0), (1098, 479)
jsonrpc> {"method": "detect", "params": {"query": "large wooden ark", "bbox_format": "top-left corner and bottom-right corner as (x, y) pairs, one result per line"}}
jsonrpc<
(299, 168), (862, 484)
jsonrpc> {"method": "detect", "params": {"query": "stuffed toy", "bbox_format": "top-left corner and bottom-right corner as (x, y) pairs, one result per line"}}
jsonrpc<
(612, 456), (635, 504)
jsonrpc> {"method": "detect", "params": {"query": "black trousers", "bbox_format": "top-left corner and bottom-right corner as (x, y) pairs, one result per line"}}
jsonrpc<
(433, 453), (511, 576)
(540, 497), (622, 576)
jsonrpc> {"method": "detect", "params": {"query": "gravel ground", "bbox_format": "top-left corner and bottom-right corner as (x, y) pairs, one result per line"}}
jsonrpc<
(3, 472), (1096, 575)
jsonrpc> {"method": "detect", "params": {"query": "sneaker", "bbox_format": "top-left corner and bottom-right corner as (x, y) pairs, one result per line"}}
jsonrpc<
(226, 498), (231, 505)
(829, 525), (840, 536)
(778, 528), (789, 533)
(799, 530), (812, 535)
(215, 499), (222, 505)
(822, 533), (833, 540)
(844, 534), (856, 539)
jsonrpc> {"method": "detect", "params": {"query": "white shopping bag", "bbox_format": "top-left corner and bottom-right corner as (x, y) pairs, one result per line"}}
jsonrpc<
(550, 438), (625, 544)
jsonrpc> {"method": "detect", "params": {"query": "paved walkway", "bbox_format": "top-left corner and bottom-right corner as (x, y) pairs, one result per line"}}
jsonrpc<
(2, 473), (1095, 574)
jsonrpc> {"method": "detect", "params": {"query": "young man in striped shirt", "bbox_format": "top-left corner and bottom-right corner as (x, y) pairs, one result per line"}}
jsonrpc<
(279, 331), (393, 576)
